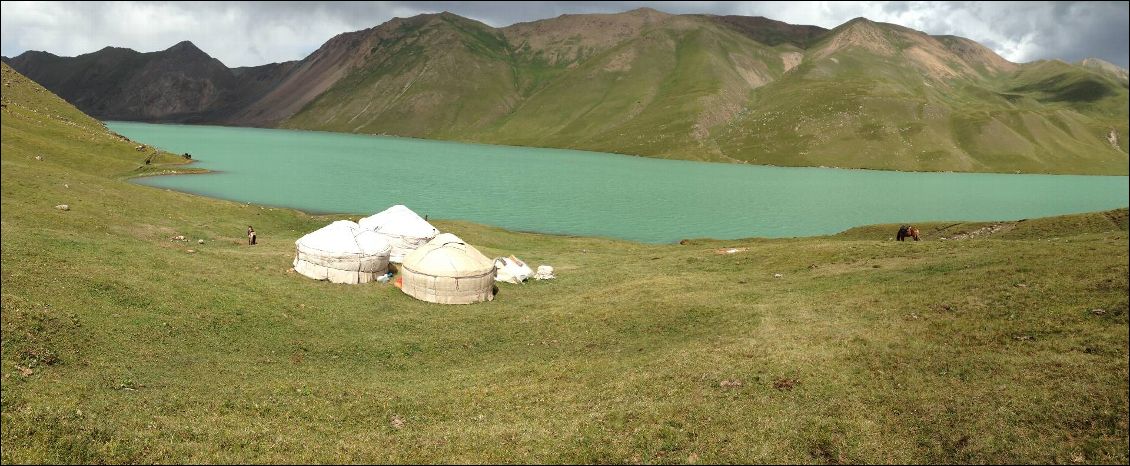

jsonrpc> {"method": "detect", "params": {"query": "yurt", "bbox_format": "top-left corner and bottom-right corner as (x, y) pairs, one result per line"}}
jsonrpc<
(358, 205), (439, 263)
(293, 220), (392, 284)
(399, 233), (495, 304)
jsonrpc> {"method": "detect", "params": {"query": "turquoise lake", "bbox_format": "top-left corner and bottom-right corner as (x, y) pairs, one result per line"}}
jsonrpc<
(110, 122), (1130, 243)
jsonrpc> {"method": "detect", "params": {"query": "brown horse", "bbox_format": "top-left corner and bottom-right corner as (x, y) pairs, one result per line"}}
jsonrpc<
(897, 225), (920, 241)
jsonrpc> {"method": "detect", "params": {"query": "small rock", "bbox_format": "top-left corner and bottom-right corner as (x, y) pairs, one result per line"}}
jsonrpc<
(17, 365), (33, 377)
(1091, 308), (1106, 315)
(1013, 335), (1034, 341)
(773, 273), (783, 278)
(64, 184), (69, 188)
(186, 249), (195, 253)
(55, 204), (69, 211)
(35, 155), (43, 161)
(172, 235), (186, 241)
(1015, 283), (1027, 288)
(197, 239), (205, 244)
(390, 415), (405, 429)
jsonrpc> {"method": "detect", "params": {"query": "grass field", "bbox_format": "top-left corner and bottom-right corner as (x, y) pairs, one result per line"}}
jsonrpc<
(2, 62), (1128, 463)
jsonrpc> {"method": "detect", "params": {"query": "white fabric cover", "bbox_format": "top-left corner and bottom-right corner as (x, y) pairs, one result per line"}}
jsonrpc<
(358, 205), (439, 263)
(294, 220), (391, 284)
(400, 233), (495, 304)
(534, 265), (555, 280)
(494, 255), (533, 284)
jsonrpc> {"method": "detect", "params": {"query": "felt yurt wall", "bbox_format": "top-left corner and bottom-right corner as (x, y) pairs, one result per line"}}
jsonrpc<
(399, 233), (495, 304)
(294, 220), (392, 284)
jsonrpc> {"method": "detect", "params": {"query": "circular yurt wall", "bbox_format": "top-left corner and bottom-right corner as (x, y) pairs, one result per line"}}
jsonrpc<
(294, 221), (391, 284)
(400, 233), (495, 304)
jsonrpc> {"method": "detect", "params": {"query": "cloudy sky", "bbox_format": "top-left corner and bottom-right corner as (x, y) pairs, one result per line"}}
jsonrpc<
(2, 1), (1127, 68)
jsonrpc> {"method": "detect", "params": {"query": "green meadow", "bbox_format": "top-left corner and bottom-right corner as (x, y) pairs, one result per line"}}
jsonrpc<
(2, 62), (1127, 463)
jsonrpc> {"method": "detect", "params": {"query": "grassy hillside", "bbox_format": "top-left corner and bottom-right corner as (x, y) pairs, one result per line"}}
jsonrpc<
(281, 12), (1128, 175)
(9, 10), (1127, 174)
(713, 21), (1129, 174)
(3, 62), (1128, 463)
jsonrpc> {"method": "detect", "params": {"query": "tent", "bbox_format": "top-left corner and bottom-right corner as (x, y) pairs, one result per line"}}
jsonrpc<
(399, 233), (495, 304)
(293, 220), (391, 284)
(358, 205), (440, 263)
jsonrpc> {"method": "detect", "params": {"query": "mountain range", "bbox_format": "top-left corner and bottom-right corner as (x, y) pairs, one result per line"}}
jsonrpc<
(4, 8), (1128, 174)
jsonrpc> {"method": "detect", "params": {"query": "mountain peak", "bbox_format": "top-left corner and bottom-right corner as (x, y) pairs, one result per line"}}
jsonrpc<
(166, 40), (203, 54)
(1079, 57), (1126, 71)
(1079, 57), (1129, 82)
(625, 7), (667, 15)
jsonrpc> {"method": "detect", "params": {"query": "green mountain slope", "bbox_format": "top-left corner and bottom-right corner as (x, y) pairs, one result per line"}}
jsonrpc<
(713, 19), (1129, 173)
(7, 9), (1128, 174)
(281, 11), (1127, 174)
(281, 13), (522, 136)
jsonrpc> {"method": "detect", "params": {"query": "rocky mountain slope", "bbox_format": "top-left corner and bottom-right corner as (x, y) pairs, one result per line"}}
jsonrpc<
(6, 8), (1127, 174)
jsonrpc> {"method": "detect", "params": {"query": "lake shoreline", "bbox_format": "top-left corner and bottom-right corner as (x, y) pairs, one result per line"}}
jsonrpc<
(111, 121), (1130, 244)
(103, 119), (1129, 177)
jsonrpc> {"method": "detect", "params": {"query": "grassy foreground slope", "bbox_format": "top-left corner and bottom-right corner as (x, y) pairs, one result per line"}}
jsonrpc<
(2, 62), (1128, 463)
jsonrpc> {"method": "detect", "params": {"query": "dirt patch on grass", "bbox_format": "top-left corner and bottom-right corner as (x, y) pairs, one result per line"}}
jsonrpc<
(602, 47), (637, 72)
(780, 52), (803, 72)
(938, 222), (1017, 240)
(114, 223), (179, 242)
(773, 378), (799, 391)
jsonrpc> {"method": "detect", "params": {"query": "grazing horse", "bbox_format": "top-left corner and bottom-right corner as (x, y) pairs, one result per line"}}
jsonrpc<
(897, 225), (920, 241)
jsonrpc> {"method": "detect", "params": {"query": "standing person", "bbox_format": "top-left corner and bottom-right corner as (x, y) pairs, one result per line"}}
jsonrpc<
(247, 225), (257, 245)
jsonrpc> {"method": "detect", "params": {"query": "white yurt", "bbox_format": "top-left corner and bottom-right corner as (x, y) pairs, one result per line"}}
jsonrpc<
(293, 220), (392, 284)
(399, 233), (495, 304)
(358, 205), (440, 263)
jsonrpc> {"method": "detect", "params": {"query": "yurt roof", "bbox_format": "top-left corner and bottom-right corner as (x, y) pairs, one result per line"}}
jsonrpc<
(358, 205), (438, 238)
(297, 220), (391, 255)
(401, 233), (494, 277)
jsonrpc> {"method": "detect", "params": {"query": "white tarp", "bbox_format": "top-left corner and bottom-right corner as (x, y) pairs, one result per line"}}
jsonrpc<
(358, 205), (439, 263)
(494, 255), (533, 284)
(293, 220), (391, 284)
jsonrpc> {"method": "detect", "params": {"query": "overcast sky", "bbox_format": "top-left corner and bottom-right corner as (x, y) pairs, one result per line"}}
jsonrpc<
(2, 1), (1127, 68)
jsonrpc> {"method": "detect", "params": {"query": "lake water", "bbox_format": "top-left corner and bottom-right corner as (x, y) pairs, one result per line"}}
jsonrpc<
(111, 122), (1130, 243)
